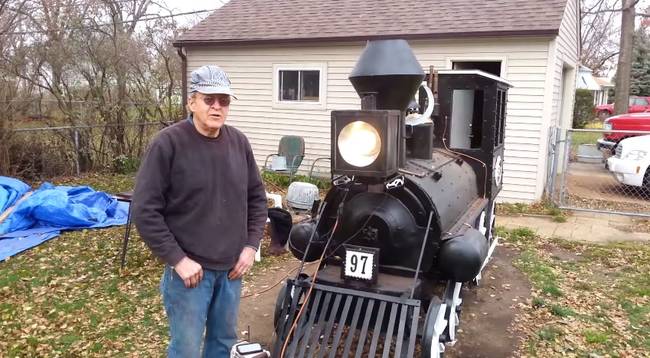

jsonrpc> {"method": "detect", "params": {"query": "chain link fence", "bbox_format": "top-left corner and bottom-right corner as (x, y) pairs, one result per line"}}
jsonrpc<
(550, 128), (650, 217)
(1, 98), (181, 180)
(3, 121), (171, 180)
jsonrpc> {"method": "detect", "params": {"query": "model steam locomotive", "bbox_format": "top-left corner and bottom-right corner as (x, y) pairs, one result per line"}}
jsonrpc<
(272, 39), (511, 358)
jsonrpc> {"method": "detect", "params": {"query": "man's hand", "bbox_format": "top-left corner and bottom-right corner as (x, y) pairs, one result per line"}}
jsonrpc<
(228, 246), (257, 280)
(174, 257), (203, 288)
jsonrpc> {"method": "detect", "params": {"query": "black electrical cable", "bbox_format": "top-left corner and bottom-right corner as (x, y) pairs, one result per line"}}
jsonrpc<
(324, 193), (388, 260)
(440, 117), (488, 199)
(410, 211), (434, 299)
(280, 209), (343, 358)
(293, 201), (328, 280)
(241, 262), (319, 300)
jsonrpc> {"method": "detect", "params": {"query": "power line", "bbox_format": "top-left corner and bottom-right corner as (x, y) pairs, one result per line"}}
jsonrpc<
(0, 8), (217, 36)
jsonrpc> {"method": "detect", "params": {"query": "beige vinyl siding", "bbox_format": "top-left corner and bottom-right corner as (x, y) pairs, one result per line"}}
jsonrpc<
(186, 36), (554, 202)
(536, 0), (580, 198)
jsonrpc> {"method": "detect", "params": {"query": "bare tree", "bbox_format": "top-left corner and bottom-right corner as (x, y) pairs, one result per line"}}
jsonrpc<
(0, 0), (195, 176)
(96, 0), (152, 156)
(581, 0), (648, 113)
(3, 0), (101, 170)
(581, 0), (622, 76)
(0, 0), (30, 173)
(129, 17), (183, 122)
(614, 0), (637, 114)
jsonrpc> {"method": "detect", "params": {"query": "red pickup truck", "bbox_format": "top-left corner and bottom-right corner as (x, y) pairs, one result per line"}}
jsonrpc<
(595, 96), (650, 119)
(597, 112), (650, 152)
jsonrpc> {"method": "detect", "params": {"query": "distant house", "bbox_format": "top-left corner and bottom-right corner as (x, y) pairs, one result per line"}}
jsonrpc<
(594, 78), (614, 105)
(577, 66), (614, 105)
(173, 0), (580, 203)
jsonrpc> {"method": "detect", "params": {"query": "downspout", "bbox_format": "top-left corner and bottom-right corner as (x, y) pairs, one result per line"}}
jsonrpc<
(177, 46), (188, 118)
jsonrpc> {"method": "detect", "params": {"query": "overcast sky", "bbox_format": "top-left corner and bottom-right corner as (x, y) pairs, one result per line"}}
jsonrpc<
(162, 0), (222, 13)
(157, 0), (228, 25)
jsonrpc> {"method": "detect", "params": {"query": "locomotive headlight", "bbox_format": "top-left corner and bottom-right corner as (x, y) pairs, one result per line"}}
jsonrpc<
(338, 121), (382, 167)
(331, 110), (400, 178)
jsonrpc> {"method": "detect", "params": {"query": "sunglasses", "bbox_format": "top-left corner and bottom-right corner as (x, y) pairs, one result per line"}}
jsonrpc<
(201, 95), (231, 107)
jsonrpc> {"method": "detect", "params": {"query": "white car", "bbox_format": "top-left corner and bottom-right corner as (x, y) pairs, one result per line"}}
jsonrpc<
(607, 135), (650, 188)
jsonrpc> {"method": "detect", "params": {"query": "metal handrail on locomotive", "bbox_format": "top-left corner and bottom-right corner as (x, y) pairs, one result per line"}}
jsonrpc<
(273, 39), (512, 358)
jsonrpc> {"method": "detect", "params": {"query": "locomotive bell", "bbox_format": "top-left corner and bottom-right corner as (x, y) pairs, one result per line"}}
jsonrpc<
(332, 39), (424, 178)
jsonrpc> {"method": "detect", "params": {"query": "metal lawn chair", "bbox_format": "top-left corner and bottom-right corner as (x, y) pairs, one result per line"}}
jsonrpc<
(263, 135), (305, 182)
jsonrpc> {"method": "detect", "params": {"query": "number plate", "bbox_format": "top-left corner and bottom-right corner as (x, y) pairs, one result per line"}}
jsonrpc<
(342, 245), (378, 283)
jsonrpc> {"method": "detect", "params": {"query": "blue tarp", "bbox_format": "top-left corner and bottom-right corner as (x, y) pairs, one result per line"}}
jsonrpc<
(0, 176), (30, 213)
(0, 176), (129, 261)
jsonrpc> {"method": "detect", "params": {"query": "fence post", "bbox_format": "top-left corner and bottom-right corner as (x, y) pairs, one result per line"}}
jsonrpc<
(547, 127), (559, 202)
(74, 128), (80, 176)
(559, 129), (572, 207)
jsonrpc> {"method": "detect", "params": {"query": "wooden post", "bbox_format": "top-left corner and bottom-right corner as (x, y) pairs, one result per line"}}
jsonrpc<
(0, 192), (33, 225)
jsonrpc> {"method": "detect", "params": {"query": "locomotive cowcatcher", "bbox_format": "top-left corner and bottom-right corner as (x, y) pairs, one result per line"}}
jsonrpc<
(272, 39), (512, 358)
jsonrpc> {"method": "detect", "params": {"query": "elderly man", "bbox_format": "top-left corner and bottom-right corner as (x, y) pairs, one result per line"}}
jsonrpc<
(133, 65), (268, 358)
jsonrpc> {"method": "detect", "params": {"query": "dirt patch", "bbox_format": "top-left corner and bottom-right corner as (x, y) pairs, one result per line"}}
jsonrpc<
(541, 243), (581, 263)
(630, 219), (650, 233)
(238, 247), (531, 357)
(446, 246), (531, 358)
(238, 257), (302, 347)
(564, 162), (650, 213)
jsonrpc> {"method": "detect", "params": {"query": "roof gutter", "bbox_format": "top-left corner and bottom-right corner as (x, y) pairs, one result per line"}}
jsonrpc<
(172, 29), (559, 48)
(177, 46), (188, 118)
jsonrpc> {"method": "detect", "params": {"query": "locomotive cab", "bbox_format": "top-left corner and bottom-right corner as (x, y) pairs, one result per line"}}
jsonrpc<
(274, 39), (511, 358)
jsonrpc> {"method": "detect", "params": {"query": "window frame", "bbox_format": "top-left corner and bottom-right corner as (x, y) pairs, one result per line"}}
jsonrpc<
(272, 64), (327, 110)
(446, 57), (508, 78)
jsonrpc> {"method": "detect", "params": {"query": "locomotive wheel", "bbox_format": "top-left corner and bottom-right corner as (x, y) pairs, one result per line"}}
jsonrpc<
(442, 282), (463, 343)
(274, 275), (310, 333)
(422, 297), (446, 358)
(273, 282), (289, 332)
(272, 282), (311, 356)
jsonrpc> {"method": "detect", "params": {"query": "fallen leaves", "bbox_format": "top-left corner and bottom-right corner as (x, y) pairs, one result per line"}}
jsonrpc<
(500, 227), (650, 357)
(0, 174), (298, 357)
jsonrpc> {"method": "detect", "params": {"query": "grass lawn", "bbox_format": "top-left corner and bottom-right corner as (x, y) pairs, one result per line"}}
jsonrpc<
(0, 226), (167, 356)
(570, 131), (602, 150)
(0, 173), (290, 356)
(498, 227), (650, 357)
(2, 173), (648, 356)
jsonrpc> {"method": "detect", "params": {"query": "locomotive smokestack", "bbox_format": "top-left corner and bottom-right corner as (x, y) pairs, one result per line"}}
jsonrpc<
(349, 39), (424, 111)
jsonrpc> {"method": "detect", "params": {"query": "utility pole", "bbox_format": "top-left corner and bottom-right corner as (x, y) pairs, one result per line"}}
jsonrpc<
(614, 0), (636, 115)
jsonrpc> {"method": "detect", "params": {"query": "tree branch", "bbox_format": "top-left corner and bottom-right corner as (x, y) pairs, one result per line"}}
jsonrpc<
(584, 0), (644, 14)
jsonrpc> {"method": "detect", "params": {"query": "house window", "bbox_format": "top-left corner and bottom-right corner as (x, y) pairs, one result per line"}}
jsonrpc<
(273, 64), (327, 109)
(279, 70), (320, 102)
(452, 61), (502, 77)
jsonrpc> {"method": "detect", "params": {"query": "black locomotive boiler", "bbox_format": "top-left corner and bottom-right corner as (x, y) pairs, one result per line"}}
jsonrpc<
(272, 39), (511, 358)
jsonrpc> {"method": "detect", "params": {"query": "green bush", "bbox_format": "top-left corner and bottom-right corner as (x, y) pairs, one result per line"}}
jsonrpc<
(261, 171), (330, 190)
(111, 155), (140, 174)
(573, 89), (595, 129)
(7, 133), (70, 180)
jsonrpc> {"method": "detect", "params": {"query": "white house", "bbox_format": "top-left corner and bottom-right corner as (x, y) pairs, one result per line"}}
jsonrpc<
(173, 0), (580, 203)
(594, 78), (614, 105)
(577, 65), (614, 106)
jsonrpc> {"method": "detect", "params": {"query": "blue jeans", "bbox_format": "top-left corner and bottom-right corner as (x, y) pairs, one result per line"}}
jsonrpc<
(160, 265), (242, 358)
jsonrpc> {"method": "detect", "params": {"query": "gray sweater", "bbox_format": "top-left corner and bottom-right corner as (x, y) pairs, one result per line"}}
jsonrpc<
(132, 118), (268, 270)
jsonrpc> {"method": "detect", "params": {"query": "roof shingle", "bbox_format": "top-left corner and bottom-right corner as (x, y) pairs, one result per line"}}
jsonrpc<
(175, 0), (569, 46)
